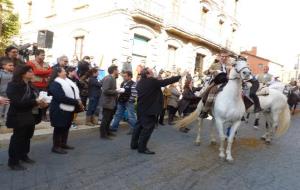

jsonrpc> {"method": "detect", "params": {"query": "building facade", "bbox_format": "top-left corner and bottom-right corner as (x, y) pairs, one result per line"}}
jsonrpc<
(13, 0), (242, 76)
(241, 46), (297, 83)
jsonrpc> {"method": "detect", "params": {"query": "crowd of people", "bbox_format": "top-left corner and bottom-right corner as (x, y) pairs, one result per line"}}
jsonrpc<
(0, 44), (202, 171)
(0, 44), (297, 171)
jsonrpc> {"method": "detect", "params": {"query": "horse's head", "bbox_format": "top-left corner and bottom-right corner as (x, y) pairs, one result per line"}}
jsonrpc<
(231, 56), (252, 81)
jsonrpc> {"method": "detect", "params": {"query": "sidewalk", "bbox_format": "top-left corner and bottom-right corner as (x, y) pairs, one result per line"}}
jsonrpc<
(0, 112), (130, 143)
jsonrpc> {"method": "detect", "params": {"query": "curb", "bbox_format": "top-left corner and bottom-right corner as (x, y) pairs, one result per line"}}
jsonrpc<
(0, 125), (99, 142)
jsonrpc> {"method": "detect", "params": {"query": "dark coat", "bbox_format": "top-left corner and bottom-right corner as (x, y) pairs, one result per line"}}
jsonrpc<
(6, 81), (38, 128)
(48, 81), (79, 128)
(77, 61), (90, 77)
(100, 75), (118, 110)
(136, 76), (181, 116)
(88, 76), (102, 98)
(178, 87), (201, 115)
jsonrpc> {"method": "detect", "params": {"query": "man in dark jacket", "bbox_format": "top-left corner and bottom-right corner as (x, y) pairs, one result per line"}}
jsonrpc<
(77, 56), (91, 77)
(131, 67), (181, 154)
(99, 65), (122, 139)
(52, 55), (69, 71)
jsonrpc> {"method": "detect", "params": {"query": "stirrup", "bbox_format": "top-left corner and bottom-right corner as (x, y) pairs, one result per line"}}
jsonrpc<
(199, 111), (208, 118)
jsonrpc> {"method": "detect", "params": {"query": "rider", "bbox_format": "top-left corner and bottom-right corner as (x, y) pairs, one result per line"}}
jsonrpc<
(256, 65), (273, 86)
(199, 51), (231, 118)
(244, 75), (262, 113)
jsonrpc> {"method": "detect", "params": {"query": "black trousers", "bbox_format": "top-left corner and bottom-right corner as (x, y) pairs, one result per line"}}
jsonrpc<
(53, 127), (70, 148)
(100, 108), (115, 137)
(131, 115), (156, 152)
(158, 108), (166, 124)
(167, 105), (177, 115)
(250, 80), (260, 108)
(8, 125), (35, 165)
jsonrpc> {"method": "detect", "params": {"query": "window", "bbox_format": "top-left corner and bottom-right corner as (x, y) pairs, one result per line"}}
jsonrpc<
(132, 34), (149, 57)
(74, 36), (84, 60)
(26, 1), (32, 22)
(167, 45), (177, 71)
(258, 64), (263, 68)
(194, 53), (205, 75)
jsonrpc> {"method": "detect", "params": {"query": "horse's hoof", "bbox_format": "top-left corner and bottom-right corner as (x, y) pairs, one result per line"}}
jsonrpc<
(226, 158), (234, 163)
(194, 141), (201, 146)
(210, 140), (217, 145)
(260, 136), (266, 141)
(265, 140), (271, 145)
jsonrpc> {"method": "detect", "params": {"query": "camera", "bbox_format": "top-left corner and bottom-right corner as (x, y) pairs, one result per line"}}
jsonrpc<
(18, 43), (38, 62)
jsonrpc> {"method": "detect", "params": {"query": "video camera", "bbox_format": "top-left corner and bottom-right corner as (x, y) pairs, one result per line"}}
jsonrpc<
(18, 43), (38, 62)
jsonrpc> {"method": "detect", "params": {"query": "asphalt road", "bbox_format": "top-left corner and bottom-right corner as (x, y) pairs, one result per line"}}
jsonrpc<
(0, 114), (299, 190)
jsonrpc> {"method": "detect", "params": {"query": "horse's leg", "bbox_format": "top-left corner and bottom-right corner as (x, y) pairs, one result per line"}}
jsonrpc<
(245, 113), (250, 123)
(195, 118), (203, 146)
(254, 112), (260, 129)
(210, 118), (217, 145)
(226, 121), (241, 162)
(215, 118), (225, 159)
(292, 104), (297, 115)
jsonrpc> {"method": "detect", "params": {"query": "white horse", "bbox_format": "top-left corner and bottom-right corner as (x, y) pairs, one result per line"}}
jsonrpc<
(242, 82), (291, 143)
(177, 58), (252, 162)
(245, 89), (291, 143)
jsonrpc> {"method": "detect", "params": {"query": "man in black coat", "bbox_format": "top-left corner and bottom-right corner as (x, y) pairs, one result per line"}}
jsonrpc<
(131, 67), (182, 154)
(77, 56), (91, 77)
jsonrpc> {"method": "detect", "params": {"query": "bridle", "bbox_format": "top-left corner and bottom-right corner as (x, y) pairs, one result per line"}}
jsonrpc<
(229, 63), (250, 81)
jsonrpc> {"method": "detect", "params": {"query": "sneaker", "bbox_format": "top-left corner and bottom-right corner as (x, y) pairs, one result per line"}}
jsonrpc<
(71, 123), (77, 129)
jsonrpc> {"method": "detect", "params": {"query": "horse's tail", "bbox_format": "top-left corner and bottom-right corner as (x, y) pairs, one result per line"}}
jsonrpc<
(276, 103), (291, 137)
(175, 101), (203, 129)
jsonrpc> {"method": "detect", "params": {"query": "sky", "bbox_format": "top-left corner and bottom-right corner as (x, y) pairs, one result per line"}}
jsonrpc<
(238, 0), (300, 69)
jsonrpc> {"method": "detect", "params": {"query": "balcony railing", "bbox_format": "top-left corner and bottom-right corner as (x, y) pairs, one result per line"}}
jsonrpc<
(166, 15), (224, 47)
(131, 0), (164, 23)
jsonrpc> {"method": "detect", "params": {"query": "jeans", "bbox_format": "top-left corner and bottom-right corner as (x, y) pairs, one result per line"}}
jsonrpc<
(86, 96), (100, 116)
(111, 102), (137, 130)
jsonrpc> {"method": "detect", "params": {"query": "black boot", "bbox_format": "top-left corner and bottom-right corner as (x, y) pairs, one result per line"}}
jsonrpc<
(52, 133), (67, 154)
(61, 129), (74, 150)
(199, 111), (208, 118)
(168, 114), (175, 125)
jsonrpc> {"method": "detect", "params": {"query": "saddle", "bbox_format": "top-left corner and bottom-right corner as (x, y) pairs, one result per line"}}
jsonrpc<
(256, 86), (269, 96)
(202, 83), (226, 104)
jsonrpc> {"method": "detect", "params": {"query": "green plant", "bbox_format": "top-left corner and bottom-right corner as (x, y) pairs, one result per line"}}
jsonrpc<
(0, 0), (20, 55)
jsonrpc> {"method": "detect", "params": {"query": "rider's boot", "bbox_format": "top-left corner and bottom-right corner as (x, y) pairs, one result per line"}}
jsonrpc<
(199, 111), (208, 118)
(252, 94), (262, 113)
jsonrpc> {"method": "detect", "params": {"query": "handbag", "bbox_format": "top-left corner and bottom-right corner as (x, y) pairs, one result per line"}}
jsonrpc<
(32, 107), (42, 124)
(74, 103), (84, 113)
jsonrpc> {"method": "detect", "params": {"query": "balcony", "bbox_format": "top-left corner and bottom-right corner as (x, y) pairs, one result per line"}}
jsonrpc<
(166, 15), (223, 49)
(131, 0), (164, 25)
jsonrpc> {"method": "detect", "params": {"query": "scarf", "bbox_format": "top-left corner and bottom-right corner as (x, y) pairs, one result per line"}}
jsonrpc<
(55, 77), (80, 112)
